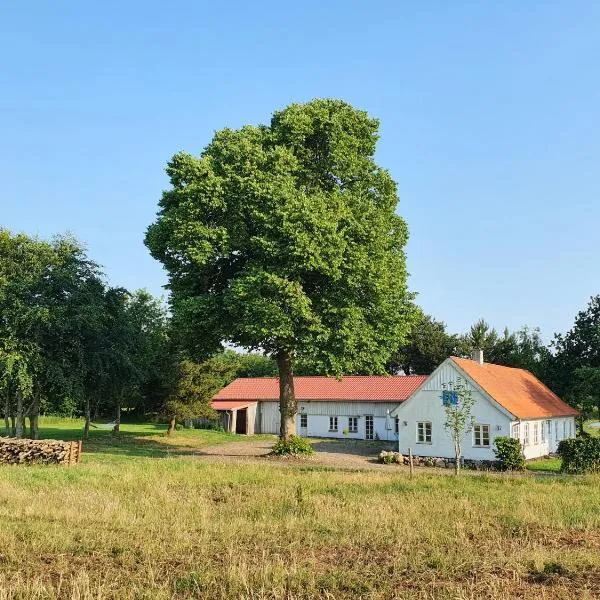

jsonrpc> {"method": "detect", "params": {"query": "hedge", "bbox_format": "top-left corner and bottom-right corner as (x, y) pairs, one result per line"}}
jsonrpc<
(558, 437), (600, 474)
(493, 436), (525, 471)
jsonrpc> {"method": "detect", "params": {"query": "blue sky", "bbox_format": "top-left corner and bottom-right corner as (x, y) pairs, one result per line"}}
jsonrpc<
(1, 1), (598, 339)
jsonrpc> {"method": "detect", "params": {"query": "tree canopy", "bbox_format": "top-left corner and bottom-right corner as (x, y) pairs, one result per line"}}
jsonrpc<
(146, 99), (414, 438)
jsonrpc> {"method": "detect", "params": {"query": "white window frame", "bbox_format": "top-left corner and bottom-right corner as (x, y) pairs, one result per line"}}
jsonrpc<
(533, 422), (539, 445)
(563, 420), (567, 439)
(300, 413), (308, 429)
(329, 416), (338, 432)
(473, 424), (490, 448)
(416, 421), (432, 444)
(523, 422), (530, 446)
(394, 417), (399, 434)
(546, 420), (552, 440)
(556, 420), (560, 441)
(348, 416), (358, 434)
(511, 423), (520, 439)
(541, 421), (546, 443)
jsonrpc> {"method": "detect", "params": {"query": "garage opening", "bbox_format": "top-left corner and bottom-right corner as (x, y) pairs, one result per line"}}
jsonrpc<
(236, 408), (247, 435)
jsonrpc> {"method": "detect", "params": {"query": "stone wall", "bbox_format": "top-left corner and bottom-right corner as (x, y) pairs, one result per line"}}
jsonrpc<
(379, 450), (499, 471)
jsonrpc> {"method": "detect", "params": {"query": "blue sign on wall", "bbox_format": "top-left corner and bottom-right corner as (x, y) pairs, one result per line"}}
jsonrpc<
(442, 390), (458, 406)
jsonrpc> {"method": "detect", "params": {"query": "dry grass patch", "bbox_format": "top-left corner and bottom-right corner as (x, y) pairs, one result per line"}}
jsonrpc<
(0, 451), (599, 598)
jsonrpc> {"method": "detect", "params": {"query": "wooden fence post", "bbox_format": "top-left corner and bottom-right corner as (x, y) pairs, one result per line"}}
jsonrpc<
(408, 447), (413, 478)
(68, 441), (74, 466)
(77, 440), (82, 464)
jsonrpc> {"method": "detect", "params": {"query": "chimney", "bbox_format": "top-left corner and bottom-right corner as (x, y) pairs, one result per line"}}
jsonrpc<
(472, 348), (484, 365)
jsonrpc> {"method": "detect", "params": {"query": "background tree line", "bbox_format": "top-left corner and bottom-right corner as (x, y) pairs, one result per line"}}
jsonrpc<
(0, 228), (277, 438)
(1, 226), (598, 437)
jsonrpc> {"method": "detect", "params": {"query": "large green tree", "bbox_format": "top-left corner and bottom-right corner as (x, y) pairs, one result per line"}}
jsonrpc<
(553, 295), (600, 419)
(146, 99), (414, 439)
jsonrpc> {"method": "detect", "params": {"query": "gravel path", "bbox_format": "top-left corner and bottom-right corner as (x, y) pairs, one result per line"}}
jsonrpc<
(196, 437), (407, 471)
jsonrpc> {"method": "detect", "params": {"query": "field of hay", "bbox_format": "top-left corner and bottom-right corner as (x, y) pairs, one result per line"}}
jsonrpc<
(0, 418), (599, 599)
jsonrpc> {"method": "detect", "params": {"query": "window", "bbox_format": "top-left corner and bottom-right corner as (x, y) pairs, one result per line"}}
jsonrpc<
(546, 420), (552, 440)
(556, 420), (560, 441)
(523, 423), (530, 445)
(568, 419), (573, 438)
(563, 420), (567, 439)
(417, 421), (432, 444)
(541, 421), (546, 443)
(394, 417), (399, 434)
(329, 416), (338, 432)
(473, 424), (490, 447)
(365, 415), (374, 440)
(511, 423), (520, 439)
(533, 423), (539, 445)
(300, 413), (307, 428)
(348, 416), (358, 433)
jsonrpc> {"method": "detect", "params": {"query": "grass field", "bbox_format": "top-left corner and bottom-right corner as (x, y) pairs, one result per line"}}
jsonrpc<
(1, 419), (599, 599)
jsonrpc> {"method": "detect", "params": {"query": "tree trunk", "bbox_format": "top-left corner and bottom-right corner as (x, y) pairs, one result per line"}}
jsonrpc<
(10, 414), (16, 437)
(113, 399), (121, 434)
(3, 391), (9, 435)
(454, 439), (461, 476)
(28, 392), (39, 440)
(277, 349), (296, 440)
(84, 396), (91, 441)
(167, 417), (176, 436)
(15, 391), (24, 439)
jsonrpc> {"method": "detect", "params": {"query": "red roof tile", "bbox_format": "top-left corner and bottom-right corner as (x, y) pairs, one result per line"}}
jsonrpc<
(451, 357), (579, 419)
(212, 375), (427, 404)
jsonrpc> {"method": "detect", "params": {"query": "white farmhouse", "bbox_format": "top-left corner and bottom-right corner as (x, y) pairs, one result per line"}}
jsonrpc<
(212, 375), (426, 439)
(391, 351), (579, 461)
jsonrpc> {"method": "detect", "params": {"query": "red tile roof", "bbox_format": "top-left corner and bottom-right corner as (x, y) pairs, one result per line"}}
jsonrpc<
(212, 375), (427, 405)
(451, 357), (579, 419)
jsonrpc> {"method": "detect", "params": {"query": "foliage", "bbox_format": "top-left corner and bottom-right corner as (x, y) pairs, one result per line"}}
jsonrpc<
(442, 377), (475, 475)
(493, 436), (525, 471)
(552, 297), (600, 420)
(387, 310), (467, 374)
(270, 435), (314, 456)
(378, 450), (402, 464)
(163, 357), (233, 431)
(558, 437), (600, 474)
(145, 99), (414, 438)
(0, 228), (172, 438)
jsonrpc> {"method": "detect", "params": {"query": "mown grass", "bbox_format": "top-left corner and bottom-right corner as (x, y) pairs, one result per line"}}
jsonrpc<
(29, 416), (269, 461)
(0, 420), (599, 599)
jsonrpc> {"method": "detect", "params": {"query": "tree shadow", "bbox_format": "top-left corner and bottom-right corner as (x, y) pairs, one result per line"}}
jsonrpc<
(35, 423), (202, 460)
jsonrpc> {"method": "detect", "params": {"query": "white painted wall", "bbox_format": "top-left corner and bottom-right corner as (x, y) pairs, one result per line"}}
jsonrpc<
(514, 416), (576, 458)
(256, 400), (399, 440)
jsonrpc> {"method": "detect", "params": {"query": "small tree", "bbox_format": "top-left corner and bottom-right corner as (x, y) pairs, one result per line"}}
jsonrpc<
(442, 377), (475, 475)
(164, 357), (234, 435)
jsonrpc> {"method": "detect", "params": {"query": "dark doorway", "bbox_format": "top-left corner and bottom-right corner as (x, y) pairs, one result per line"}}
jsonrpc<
(236, 408), (247, 435)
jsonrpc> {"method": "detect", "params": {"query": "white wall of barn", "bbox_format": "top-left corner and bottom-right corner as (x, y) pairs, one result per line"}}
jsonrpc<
(256, 400), (400, 441)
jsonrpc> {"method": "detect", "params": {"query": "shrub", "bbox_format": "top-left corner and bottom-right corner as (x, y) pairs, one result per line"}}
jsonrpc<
(378, 450), (402, 464)
(271, 435), (314, 456)
(558, 437), (600, 474)
(493, 436), (525, 471)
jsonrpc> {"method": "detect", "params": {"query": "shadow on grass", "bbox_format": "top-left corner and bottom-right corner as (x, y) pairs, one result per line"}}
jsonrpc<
(34, 422), (218, 460)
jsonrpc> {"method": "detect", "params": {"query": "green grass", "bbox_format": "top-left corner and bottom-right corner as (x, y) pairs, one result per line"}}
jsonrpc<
(27, 416), (269, 461)
(527, 456), (562, 472)
(1, 418), (600, 599)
